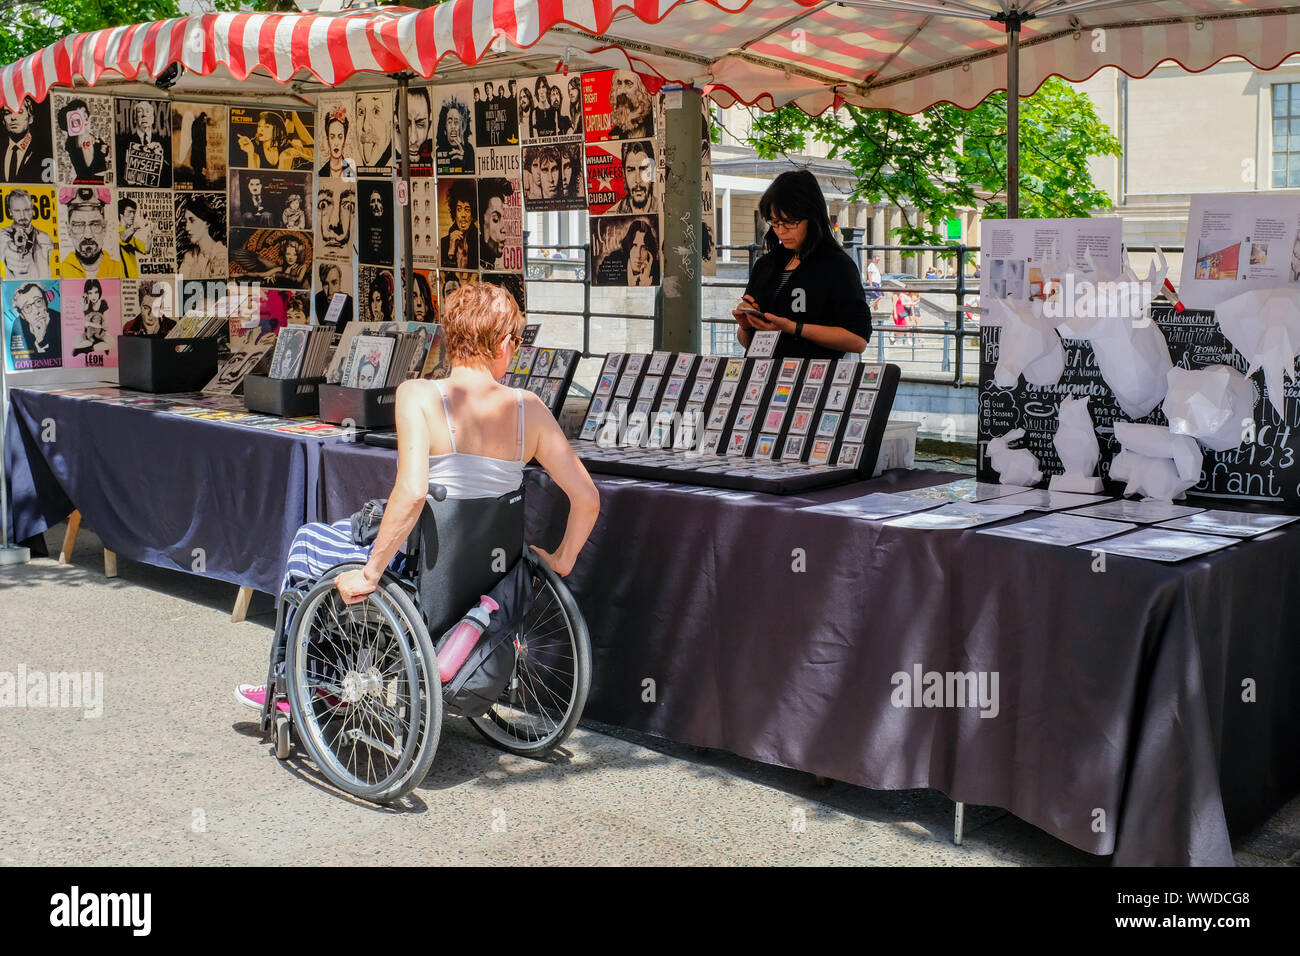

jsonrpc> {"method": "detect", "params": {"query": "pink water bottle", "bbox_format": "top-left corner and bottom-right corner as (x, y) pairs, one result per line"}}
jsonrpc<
(438, 595), (499, 683)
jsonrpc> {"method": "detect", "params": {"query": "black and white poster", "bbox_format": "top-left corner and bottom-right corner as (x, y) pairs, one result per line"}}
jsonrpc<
(519, 73), (584, 143)
(593, 214), (659, 287)
(357, 178), (394, 267)
(358, 265), (396, 324)
(114, 98), (171, 189)
(2, 96), (54, 184)
(316, 93), (357, 180)
(521, 141), (585, 212)
(437, 177), (478, 271)
(401, 86), (434, 176)
(433, 85), (475, 176)
(315, 178), (355, 261)
(174, 192), (228, 281)
(229, 168), (312, 230)
(353, 91), (394, 177)
(52, 93), (114, 185)
(171, 102), (227, 191)
(474, 81), (519, 148)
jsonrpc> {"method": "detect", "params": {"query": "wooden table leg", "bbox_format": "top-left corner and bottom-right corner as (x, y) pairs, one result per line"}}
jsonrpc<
(58, 511), (82, 564)
(231, 586), (253, 624)
(103, 549), (118, 579)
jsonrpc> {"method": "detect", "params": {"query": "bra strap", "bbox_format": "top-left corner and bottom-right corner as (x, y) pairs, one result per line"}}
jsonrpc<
(434, 380), (457, 454)
(516, 389), (526, 462)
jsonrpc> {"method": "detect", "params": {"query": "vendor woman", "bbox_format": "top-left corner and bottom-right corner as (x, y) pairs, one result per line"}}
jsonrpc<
(733, 170), (871, 359)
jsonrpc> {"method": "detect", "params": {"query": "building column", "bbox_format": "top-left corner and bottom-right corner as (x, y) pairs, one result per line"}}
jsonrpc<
(881, 205), (898, 274)
(721, 188), (732, 262)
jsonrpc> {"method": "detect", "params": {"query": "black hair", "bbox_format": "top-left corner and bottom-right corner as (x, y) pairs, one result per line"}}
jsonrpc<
(447, 178), (476, 210)
(83, 279), (103, 297)
(411, 272), (434, 314)
(478, 177), (512, 209)
(620, 219), (658, 258)
(621, 139), (654, 165)
(758, 169), (834, 259)
(57, 98), (90, 130)
(180, 193), (222, 233)
(118, 196), (137, 216)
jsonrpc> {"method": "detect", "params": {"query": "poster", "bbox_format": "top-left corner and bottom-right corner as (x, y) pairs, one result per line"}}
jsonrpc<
(401, 86), (434, 176)
(592, 215), (659, 287)
(439, 270), (477, 302)
(117, 189), (176, 276)
(1179, 193), (1300, 309)
(171, 102), (227, 191)
(52, 93), (114, 186)
(262, 288), (311, 327)
(315, 94), (357, 180)
(353, 91), (394, 176)
(409, 268), (437, 324)
(411, 177), (437, 269)
(437, 177), (479, 271)
(521, 141), (585, 211)
(60, 277), (120, 368)
(0, 185), (59, 280)
(229, 228), (313, 289)
(357, 266), (396, 324)
(3, 278), (62, 370)
(229, 168), (312, 230)
(114, 97), (171, 189)
(582, 70), (656, 143)
(474, 81), (519, 148)
(121, 277), (177, 335)
(979, 217), (1125, 306)
(520, 74), (584, 143)
(482, 272), (526, 313)
(314, 261), (355, 327)
(57, 186), (123, 279)
(357, 178), (395, 266)
(586, 138), (658, 216)
(228, 107), (314, 172)
(701, 103), (716, 277)
(178, 279), (229, 319)
(433, 85), (476, 176)
(1, 96), (54, 184)
(174, 192), (228, 280)
(315, 178), (355, 260)
(478, 176), (523, 273)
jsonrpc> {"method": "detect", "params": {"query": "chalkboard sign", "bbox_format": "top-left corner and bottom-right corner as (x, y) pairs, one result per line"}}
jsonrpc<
(978, 305), (1300, 508)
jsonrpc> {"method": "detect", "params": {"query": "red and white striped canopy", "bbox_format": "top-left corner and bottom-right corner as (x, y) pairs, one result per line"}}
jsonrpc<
(4, 0), (1300, 115)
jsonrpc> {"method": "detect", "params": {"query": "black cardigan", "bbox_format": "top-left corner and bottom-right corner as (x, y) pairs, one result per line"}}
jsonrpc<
(742, 239), (872, 360)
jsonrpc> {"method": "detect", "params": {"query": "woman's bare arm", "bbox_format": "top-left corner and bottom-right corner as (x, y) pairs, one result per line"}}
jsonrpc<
(525, 392), (599, 576)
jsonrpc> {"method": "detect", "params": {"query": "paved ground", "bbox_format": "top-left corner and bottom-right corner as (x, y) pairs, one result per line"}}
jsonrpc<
(1, 521), (1296, 866)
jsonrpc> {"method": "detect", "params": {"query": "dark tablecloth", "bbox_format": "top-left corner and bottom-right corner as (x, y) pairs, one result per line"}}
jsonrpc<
(332, 443), (1300, 865)
(4, 389), (339, 595)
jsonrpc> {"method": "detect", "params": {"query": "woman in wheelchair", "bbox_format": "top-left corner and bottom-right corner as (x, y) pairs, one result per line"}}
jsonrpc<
(233, 283), (600, 797)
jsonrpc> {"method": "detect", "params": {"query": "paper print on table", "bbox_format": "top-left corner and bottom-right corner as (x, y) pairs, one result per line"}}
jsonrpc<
(521, 142), (585, 212)
(174, 193), (227, 281)
(315, 178), (356, 263)
(353, 91), (395, 177)
(359, 266), (397, 324)
(438, 178), (479, 271)
(1, 96), (54, 185)
(60, 277), (119, 368)
(57, 186), (123, 279)
(121, 277), (177, 336)
(520, 73), (584, 143)
(229, 228), (312, 289)
(315, 94), (357, 181)
(113, 98), (171, 189)
(52, 93), (114, 185)
(472, 81), (520, 149)
(117, 190), (176, 277)
(587, 139), (659, 217)
(357, 179), (395, 267)
(478, 173), (524, 272)
(593, 215), (659, 287)
(228, 108), (314, 172)
(4, 278), (62, 370)
(977, 512), (1136, 547)
(583, 70), (657, 143)
(482, 272), (526, 314)
(401, 85), (435, 176)
(432, 86), (476, 176)
(0, 185), (58, 281)
(1076, 527), (1238, 563)
(229, 169), (312, 231)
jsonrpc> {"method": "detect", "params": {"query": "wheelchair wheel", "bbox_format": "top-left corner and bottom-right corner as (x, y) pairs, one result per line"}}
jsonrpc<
(285, 564), (441, 803)
(468, 551), (591, 757)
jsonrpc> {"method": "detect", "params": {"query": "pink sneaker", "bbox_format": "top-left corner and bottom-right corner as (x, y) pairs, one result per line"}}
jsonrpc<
(235, 683), (289, 714)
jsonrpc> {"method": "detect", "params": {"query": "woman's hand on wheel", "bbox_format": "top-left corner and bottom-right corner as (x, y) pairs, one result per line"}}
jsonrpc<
(335, 567), (377, 604)
(530, 545), (572, 577)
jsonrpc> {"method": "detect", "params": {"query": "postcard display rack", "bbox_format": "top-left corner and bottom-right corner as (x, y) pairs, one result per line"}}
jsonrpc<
(502, 345), (581, 418)
(573, 346), (901, 494)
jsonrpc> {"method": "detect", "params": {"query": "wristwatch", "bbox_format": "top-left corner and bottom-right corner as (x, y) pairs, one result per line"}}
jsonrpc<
(795, 322), (804, 339)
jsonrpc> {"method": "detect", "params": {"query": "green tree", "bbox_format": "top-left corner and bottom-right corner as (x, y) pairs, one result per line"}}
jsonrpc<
(747, 78), (1121, 248)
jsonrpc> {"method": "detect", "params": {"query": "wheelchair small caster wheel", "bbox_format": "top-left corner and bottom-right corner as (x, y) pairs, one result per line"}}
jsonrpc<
(275, 715), (292, 760)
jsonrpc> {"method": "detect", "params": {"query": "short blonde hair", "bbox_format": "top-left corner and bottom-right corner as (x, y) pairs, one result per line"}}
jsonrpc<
(441, 282), (524, 364)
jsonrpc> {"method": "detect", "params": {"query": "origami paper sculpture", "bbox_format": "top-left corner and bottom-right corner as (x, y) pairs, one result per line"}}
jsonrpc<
(1214, 288), (1300, 419)
(1110, 421), (1202, 500)
(1163, 364), (1256, 452)
(987, 296), (1065, 388)
(987, 428), (1043, 486)
(1048, 396), (1103, 493)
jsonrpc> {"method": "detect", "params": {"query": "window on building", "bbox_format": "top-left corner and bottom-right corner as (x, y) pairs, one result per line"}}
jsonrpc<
(1272, 84), (1300, 188)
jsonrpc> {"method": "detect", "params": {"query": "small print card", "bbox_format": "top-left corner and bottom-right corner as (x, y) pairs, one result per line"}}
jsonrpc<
(805, 360), (830, 384)
(883, 502), (1029, 530)
(674, 354), (696, 376)
(734, 407), (758, 430)
(823, 385), (849, 412)
(815, 411), (841, 438)
(1078, 528), (1239, 563)
(788, 409), (814, 435)
(796, 384), (821, 408)
(859, 364), (884, 389)
(763, 408), (786, 431)
(664, 377), (686, 401)
(832, 360), (856, 385)
(837, 444), (861, 468)
(624, 354), (646, 375)
(770, 383), (794, 407)
(991, 490), (1112, 512)
(741, 383), (764, 405)
(843, 416), (870, 443)
(638, 376), (661, 401)
(726, 430), (749, 456)
(1068, 500), (1205, 524)
(615, 374), (638, 398)
(647, 351), (672, 375)
(715, 381), (738, 404)
(808, 437), (833, 465)
(688, 379), (710, 403)
(754, 434), (778, 459)
(851, 390), (877, 415)
(1154, 510), (1300, 538)
(802, 492), (941, 520)
(602, 353), (624, 374)
(778, 358), (803, 382)
(723, 358), (746, 380)
(697, 356), (721, 378)
(977, 513), (1137, 547)
(747, 330), (780, 358)
(595, 373), (616, 396)
(782, 435), (805, 460)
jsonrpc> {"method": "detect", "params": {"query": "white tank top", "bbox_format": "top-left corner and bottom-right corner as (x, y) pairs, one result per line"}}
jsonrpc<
(428, 380), (527, 499)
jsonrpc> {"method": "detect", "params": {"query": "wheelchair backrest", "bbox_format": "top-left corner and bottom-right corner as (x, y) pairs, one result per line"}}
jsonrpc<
(409, 485), (525, 639)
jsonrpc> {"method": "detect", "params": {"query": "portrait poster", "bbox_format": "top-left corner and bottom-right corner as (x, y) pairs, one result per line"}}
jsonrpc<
(357, 178), (395, 267)
(60, 276), (120, 368)
(358, 265), (397, 324)
(518, 73), (584, 144)
(171, 102), (227, 191)
(1, 96), (55, 184)
(410, 177), (437, 269)
(401, 86), (434, 177)
(702, 103), (716, 277)
(262, 288), (311, 328)
(482, 272), (526, 314)
(521, 141), (585, 212)
(437, 177), (479, 272)
(315, 178), (355, 262)
(3, 278), (62, 370)
(592, 214), (660, 288)
(582, 70), (657, 143)
(0, 185), (59, 280)
(352, 91), (394, 177)
(174, 192), (228, 281)
(228, 228), (313, 289)
(432, 85), (476, 176)
(117, 189), (176, 276)
(474, 81), (520, 148)
(315, 93), (357, 180)
(477, 174), (524, 273)
(56, 186), (123, 279)
(51, 93), (115, 185)
(120, 277), (177, 337)
(114, 97), (171, 189)
(229, 168), (312, 231)
(439, 270), (478, 303)
(408, 268), (438, 324)
(313, 260), (355, 327)
(228, 107), (314, 172)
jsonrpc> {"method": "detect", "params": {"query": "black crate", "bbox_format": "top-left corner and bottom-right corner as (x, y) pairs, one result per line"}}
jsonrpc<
(117, 336), (218, 394)
(317, 384), (398, 429)
(243, 375), (325, 417)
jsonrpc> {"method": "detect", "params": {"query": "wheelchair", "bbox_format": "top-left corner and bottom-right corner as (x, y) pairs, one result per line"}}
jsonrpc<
(258, 483), (591, 804)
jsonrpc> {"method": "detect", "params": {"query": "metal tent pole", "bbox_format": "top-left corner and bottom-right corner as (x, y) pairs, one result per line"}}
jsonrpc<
(395, 73), (414, 323)
(1005, 13), (1023, 219)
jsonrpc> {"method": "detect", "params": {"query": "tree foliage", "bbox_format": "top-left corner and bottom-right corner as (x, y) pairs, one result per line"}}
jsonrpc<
(748, 78), (1121, 247)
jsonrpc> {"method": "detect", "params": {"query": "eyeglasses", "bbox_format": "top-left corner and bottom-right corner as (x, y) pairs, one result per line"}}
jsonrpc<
(768, 217), (805, 232)
(508, 333), (523, 350)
